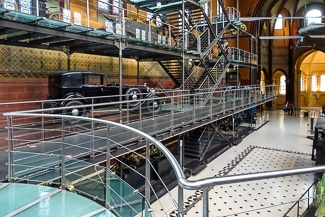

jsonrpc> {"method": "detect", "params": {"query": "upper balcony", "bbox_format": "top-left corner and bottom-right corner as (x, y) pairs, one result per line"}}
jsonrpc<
(0, 0), (256, 65)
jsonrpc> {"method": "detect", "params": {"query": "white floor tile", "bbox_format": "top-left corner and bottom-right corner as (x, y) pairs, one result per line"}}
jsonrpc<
(152, 111), (317, 217)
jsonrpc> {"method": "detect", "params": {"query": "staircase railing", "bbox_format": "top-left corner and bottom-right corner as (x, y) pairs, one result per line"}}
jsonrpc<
(197, 125), (215, 161)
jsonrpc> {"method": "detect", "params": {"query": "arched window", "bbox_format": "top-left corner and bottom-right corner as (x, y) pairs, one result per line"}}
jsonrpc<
(275, 14), (283, 29)
(306, 9), (322, 25)
(279, 75), (286, 95)
(312, 75), (317, 91)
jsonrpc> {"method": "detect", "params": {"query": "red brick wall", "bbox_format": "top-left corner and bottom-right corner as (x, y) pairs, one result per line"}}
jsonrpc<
(0, 78), (48, 128)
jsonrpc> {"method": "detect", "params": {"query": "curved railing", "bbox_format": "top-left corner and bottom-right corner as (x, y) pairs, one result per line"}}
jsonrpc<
(4, 113), (181, 217)
(4, 111), (325, 217)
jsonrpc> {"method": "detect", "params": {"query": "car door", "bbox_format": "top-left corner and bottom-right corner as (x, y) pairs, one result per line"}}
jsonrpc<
(81, 73), (102, 102)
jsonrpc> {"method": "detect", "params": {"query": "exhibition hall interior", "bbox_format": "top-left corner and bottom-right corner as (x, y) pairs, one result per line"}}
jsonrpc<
(0, 0), (325, 216)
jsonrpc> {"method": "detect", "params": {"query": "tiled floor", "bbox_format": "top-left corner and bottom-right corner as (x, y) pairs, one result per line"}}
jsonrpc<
(151, 110), (317, 217)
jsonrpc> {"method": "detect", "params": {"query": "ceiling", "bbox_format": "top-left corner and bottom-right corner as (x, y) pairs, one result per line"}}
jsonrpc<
(240, 0), (325, 34)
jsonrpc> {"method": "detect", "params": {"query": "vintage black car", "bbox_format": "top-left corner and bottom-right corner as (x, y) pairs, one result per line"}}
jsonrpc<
(46, 71), (162, 117)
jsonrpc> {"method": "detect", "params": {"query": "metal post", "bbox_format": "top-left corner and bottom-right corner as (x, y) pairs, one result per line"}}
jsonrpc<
(232, 115), (235, 138)
(139, 102), (143, 131)
(180, 139), (183, 169)
(7, 116), (13, 182)
(120, 0), (125, 36)
(86, 0), (89, 27)
(168, 25), (172, 46)
(119, 40), (123, 124)
(145, 141), (150, 204)
(36, 0), (39, 16)
(148, 20), (151, 42)
(41, 102), (45, 142)
(210, 90), (213, 117)
(91, 116), (95, 161)
(202, 188), (209, 217)
(106, 124), (111, 208)
(178, 186), (184, 217)
(193, 94), (196, 123)
(60, 118), (66, 190)
(182, 0), (185, 91)
(171, 96), (174, 132)
(106, 124), (111, 169)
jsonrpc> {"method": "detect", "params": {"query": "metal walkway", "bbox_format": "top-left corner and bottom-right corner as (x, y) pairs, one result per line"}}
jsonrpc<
(0, 86), (278, 217)
(3, 109), (325, 217)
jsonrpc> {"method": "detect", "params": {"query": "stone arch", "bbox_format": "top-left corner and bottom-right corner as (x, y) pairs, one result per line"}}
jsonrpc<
(272, 69), (287, 110)
(294, 50), (325, 109)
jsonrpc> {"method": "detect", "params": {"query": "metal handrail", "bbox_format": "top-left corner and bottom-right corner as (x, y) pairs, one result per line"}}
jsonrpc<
(4, 111), (325, 217)
(282, 181), (316, 217)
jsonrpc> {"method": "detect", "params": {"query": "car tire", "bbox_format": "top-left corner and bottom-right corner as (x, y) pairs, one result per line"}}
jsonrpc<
(62, 100), (86, 123)
(124, 88), (142, 109)
(146, 96), (162, 113)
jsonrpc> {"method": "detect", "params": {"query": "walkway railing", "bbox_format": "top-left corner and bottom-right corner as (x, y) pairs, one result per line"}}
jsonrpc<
(0, 86), (277, 155)
(4, 111), (325, 217)
(282, 181), (316, 217)
(0, 86), (277, 142)
(4, 113), (176, 217)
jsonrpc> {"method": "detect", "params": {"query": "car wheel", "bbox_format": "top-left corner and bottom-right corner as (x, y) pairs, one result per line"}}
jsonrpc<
(124, 88), (142, 108)
(146, 96), (162, 113)
(62, 100), (86, 123)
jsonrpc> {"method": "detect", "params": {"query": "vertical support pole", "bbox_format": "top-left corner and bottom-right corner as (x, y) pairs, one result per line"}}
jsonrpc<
(193, 93), (196, 124)
(106, 124), (111, 208)
(178, 186), (184, 217)
(41, 102), (45, 142)
(180, 139), (183, 170)
(145, 141), (150, 204)
(7, 116), (13, 182)
(210, 90), (212, 117)
(36, 0), (39, 16)
(60, 118), (66, 190)
(148, 20), (152, 42)
(232, 115), (235, 138)
(91, 116), (95, 161)
(171, 96), (174, 133)
(202, 188), (209, 217)
(181, 0), (185, 91)
(118, 41), (123, 124)
(139, 103), (143, 131)
(86, 0), (90, 27)
(106, 124), (111, 170)
(168, 25), (172, 46)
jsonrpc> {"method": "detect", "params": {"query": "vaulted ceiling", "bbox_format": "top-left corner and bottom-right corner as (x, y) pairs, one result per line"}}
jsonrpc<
(237, 0), (325, 36)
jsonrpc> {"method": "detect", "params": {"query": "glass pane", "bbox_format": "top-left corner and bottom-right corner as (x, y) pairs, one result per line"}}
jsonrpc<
(275, 14), (283, 29)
